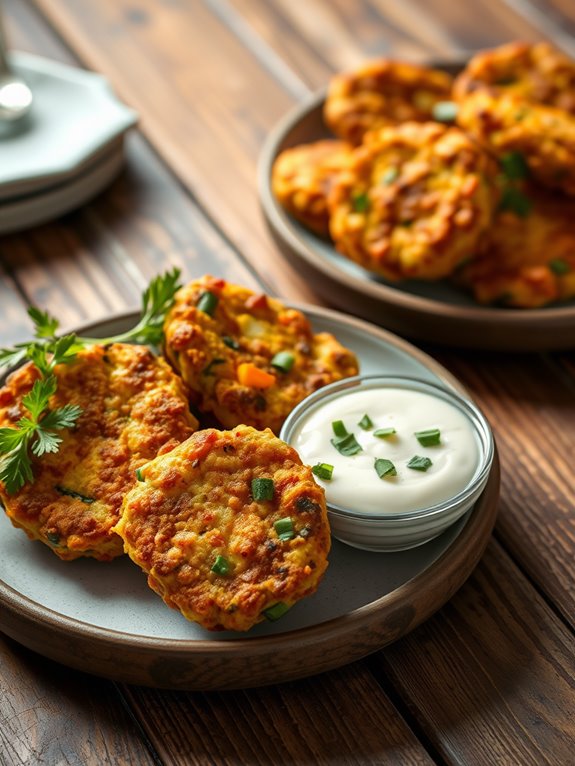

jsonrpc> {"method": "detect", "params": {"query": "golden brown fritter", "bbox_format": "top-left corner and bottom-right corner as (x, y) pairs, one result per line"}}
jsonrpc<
(271, 139), (353, 236)
(114, 426), (330, 632)
(324, 58), (453, 145)
(328, 121), (496, 280)
(453, 189), (575, 308)
(457, 91), (575, 196)
(0, 343), (198, 561)
(453, 41), (575, 113)
(163, 276), (359, 433)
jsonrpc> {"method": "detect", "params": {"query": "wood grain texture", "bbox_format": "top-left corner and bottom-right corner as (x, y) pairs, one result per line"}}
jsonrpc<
(122, 663), (435, 766)
(0, 637), (157, 766)
(373, 540), (575, 766)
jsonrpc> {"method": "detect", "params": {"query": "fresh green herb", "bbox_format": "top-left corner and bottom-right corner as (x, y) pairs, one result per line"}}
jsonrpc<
(55, 485), (95, 504)
(252, 477), (274, 501)
(311, 462), (334, 481)
(263, 602), (290, 621)
(271, 351), (295, 373)
(358, 414), (373, 430)
(330, 432), (363, 456)
(331, 420), (347, 438)
(374, 458), (397, 479)
(0, 376), (82, 495)
(46, 531), (60, 545)
(432, 101), (458, 122)
(222, 335), (240, 350)
(202, 358), (226, 376)
(374, 427), (396, 439)
(498, 186), (532, 217)
(274, 517), (295, 541)
(196, 290), (218, 317)
(381, 167), (399, 185)
(407, 455), (433, 472)
(135, 467), (146, 482)
(414, 428), (441, 447)
(211, 555), (231, 576)
(500, 152), (530, 181)
(352, 192), (370, 213)
(549, 259), (571, 276)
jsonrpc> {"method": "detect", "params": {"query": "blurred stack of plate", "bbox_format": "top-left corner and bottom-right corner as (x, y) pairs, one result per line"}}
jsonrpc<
(0, 53), (137, 235)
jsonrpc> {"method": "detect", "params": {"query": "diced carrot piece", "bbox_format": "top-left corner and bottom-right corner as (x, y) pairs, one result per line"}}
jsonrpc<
(237, 363), (276, 389)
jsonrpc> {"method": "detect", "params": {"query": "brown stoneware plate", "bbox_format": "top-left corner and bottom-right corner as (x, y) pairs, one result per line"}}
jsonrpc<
(258, 65), (575, 352)
(0, 307), (499, 690)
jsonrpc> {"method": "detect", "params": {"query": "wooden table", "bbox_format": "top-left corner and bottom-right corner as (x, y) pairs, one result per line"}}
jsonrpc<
(1, 1), (575, 763)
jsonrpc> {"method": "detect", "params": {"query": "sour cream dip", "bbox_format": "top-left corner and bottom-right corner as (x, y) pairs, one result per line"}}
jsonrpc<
(290, 384), (479, 515)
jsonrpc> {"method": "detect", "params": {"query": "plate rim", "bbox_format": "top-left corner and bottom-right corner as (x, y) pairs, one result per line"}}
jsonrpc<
(0, 305), (500, 688)
(258, 89), (575, 350)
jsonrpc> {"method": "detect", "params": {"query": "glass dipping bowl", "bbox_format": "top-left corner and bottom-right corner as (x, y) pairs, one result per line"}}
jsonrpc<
(280, 375), (495, 552)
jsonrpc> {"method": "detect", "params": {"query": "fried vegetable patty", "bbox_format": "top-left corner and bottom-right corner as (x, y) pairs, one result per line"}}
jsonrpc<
(271, 139), (353, 236)
(163, 276), (359, 433)
(453, 41), (575, 114)
(114, 426), (330, 631)
(453, 190), (575, 308)
(0, 343), (198, 561)
(324, 58), (452, 144)
(328, 122), (496, 280)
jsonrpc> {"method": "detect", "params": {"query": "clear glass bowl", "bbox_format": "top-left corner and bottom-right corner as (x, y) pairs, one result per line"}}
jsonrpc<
(280, 375), (495, 552)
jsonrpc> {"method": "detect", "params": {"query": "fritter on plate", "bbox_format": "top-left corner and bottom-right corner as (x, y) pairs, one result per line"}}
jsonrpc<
(457, 91), (575, 196)
(271, 139), (353, 236)
(453, 41), (575, 114)
(114, 426), (330, 632)
(328, 121), (496, 280)
(0, 343), (198, 561)
(324, 58), (453, 144)
(163, 276), (359, 433)
(453, 189), (575, 308)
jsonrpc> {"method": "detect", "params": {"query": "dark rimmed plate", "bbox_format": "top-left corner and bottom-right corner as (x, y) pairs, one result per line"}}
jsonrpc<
(258, 63), (575, 351)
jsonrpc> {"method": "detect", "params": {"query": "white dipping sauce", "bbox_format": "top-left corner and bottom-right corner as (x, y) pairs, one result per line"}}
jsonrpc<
(291, 386), (479, 514)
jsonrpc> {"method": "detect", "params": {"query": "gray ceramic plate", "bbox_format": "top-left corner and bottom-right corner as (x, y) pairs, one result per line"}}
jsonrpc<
(0, 307), (499, 689)
(258, 67), (575, 351)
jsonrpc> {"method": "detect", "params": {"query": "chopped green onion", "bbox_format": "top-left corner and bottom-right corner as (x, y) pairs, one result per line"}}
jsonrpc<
(432, 101), (458, 122)
(407, 455), (433, 472)
(374, 427), (396, 439)
(331, 420), (348, 437)
(352, 192), (369, 213)
(252, 477), (274, 501)
(312, 462), (334, 481)
(330, 432), (362, 456)
(222, 336), (240, 350)
(414, 428), (441, 447)
(197, 291), (218, 316)
(55, 485), (95, 504)
(274, 517), (295, 541)
(500, 151), (530, 181)
(211, 555), (231, 576)
(135, 467), (146, 482)
(263, 602), (290, 621)
(382, 167), (399, 185)
(271, 351), (295, 373)
(498, 186), (532, 217)
(202, 358), (226, 376)
(549, 259), (571, 276)
(358, 414), (373, 430)
(374, 458), (397, 479)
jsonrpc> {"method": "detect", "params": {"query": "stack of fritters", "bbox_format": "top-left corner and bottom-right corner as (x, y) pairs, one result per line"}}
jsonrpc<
(272, 42), (575, 308)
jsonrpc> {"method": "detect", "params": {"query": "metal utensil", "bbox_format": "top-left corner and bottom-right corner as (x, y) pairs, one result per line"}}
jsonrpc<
(0, 6), (32, 122)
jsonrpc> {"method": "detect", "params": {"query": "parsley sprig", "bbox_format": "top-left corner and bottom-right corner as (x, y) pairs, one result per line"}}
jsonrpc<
(0, 268), (182, 494)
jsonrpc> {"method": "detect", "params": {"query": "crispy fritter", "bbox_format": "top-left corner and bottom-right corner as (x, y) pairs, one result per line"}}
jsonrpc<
(114, 426), (330, 632)
(163, 276), (359, 433)
(324, 58), (453, 144)
(0, 344), (198, 561)
(453, 189), (575, 308)
(453, 41), (575, 113)
(328, 121), (496, 280)
(271, 139), (353, 236)
(457, 91), (575, 196)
